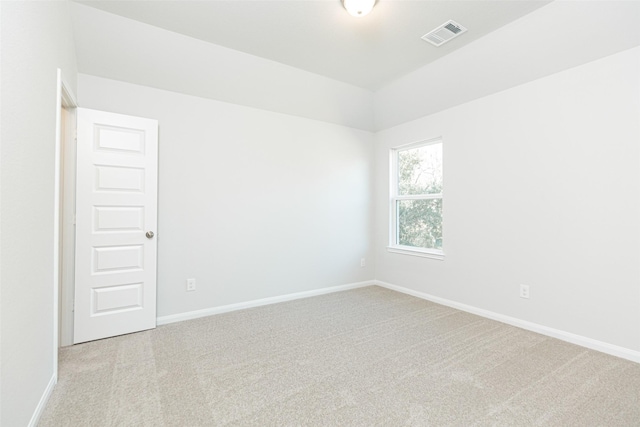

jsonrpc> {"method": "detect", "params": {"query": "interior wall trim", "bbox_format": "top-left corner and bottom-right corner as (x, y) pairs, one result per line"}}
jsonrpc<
(156, 280), (375, 326)
(28, 374), (56, 427)
(375, 280), (640, 364)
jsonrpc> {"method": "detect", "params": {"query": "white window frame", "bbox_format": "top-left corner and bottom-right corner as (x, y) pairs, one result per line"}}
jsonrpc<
(388, 137), (444, 260)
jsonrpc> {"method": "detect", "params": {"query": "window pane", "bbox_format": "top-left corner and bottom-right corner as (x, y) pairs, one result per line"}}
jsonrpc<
(397, 199), (442, 250)
(398, 143), (442, 195)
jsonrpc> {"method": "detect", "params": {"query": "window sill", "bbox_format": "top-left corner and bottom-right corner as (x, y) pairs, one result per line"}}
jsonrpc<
(387, 246), (445, 260)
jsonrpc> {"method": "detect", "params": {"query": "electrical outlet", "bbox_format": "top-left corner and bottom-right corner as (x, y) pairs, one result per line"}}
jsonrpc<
(519, 284), (530, 299)
(186, 278), (196, 292)
(360, 258), (366, 267)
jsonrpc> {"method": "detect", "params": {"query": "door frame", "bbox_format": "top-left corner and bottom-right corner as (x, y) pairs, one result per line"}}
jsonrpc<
(54, 69), (77, 380)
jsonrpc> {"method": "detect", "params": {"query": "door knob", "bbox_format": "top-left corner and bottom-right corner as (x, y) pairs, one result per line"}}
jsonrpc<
(146, 231), (155, 239)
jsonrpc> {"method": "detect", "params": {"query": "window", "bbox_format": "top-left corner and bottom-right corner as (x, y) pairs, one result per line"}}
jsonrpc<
(389, 138), (444, 259)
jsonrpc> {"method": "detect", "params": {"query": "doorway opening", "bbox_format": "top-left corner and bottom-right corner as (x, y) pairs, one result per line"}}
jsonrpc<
(54, 69), (77, 371)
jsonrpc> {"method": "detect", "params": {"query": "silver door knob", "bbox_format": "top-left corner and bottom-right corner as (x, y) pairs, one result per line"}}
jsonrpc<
(146, 231), (155, 239)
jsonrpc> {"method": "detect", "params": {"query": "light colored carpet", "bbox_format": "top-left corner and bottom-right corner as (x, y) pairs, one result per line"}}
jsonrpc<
(40, 286), (640, 426)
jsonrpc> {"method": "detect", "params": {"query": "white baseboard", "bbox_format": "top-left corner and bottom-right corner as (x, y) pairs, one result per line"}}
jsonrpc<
(28, 374), (56, 427)
(375, 280), (640, 364)
(157, 280), (374, 326)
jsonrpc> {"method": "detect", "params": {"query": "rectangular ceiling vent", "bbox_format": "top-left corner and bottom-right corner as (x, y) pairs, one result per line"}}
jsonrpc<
(421, 20), (467, 47)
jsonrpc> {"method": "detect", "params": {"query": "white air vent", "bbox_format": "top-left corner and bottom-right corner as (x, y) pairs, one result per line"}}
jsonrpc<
(421, 20), (467, 47)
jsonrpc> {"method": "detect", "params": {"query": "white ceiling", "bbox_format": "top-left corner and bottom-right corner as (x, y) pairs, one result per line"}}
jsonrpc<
(75, 0), (551, 90)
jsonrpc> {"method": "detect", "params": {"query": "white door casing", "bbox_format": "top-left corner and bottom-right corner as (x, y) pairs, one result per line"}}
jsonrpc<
(74, 108), (158, 344)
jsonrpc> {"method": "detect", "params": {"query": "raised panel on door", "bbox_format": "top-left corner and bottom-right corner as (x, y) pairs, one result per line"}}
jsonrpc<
(93, 206), (145, 232)
(74, 108), (158, 344)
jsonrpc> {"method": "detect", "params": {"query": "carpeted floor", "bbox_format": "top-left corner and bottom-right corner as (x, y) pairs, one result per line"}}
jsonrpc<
(40, 286), (640, 426)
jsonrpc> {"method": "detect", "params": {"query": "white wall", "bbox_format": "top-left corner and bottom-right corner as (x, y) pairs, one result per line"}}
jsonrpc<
(374, 46), (640, 353)
(0, 2), (3, 423)
(71, 3), (374, 131)
(78, 74), (374, 318)
(0, 1), (77, 426)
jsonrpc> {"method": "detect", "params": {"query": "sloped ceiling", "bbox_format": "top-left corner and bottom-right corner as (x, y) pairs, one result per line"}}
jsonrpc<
(74, 0), (551, 91)
(71, 1), (640, 130)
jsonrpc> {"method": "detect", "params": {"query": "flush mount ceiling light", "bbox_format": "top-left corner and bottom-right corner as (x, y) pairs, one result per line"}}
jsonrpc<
(341, 0), (377, 18)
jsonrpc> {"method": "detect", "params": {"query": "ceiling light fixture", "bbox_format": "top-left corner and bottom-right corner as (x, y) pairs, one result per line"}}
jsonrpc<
(341, 0), (376, 18)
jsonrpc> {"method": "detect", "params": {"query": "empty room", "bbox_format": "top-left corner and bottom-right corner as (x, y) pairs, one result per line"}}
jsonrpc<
(2, 0), (640, 425)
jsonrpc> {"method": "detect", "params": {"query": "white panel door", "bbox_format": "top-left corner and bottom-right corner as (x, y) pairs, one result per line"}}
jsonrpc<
(74, 108), (158, 344)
